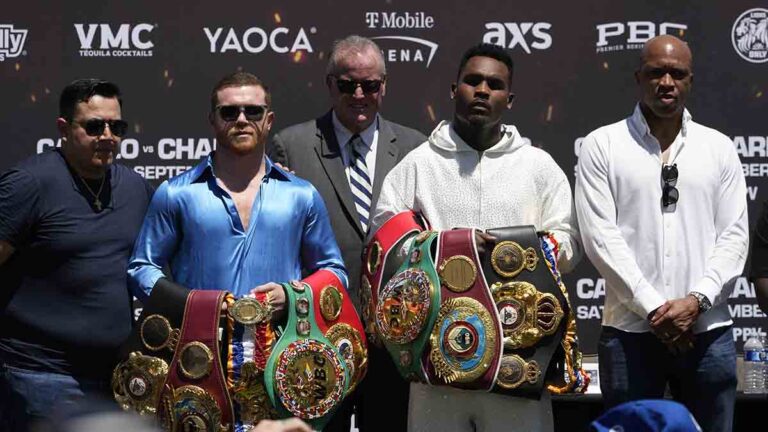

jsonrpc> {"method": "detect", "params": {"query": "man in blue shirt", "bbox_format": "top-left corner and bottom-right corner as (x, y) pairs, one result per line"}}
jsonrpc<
(127, 72), (347, 316)
(0, 79), (154, 431)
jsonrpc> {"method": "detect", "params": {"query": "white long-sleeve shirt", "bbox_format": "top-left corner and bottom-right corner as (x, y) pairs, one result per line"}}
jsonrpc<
(575, 104), (748, 334)
(371, 120), (581, 273)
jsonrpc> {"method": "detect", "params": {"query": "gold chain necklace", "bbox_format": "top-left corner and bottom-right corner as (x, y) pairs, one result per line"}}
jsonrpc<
(78, 175), (106, 211)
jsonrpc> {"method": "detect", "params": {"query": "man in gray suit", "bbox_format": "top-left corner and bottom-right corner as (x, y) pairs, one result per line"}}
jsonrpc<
(268, 35), (425, 432)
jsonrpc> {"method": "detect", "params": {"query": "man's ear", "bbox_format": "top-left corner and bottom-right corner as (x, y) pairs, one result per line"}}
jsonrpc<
(56, 118), (69, 140)
(450, 83), (457, 100)
(507, 93), (515, 109)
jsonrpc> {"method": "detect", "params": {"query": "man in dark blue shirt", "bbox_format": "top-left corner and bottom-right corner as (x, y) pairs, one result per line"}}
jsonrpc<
(0, 79), (153, 431)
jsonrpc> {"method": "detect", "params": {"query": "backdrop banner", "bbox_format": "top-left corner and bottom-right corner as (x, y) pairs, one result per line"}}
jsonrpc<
(2, 0), (766, 353)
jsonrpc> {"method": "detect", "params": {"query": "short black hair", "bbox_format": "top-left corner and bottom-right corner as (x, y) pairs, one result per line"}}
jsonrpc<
(210, 71), (271, 112)
(456, 43), (514, 83)
(59, 79), (122, 121)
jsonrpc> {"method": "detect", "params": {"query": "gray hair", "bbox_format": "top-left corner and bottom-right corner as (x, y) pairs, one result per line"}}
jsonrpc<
(326, 35), (386, 77)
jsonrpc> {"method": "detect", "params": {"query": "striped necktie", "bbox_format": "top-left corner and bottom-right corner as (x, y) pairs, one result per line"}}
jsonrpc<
(348, 134), (373, 232)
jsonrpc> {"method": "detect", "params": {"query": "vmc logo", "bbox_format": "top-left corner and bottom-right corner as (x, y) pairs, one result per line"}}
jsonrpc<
(75, 23), (154, 57)
(204, 27), (315, 54)
(482, 22), (552, 54)
(0, 24), (28, 61)
(364, 11), (438, 68)
(595, 22), (687, 53)
(732, 8), (768, 63)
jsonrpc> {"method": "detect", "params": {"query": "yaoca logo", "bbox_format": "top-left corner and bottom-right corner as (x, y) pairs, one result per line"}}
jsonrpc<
(204, 26), (314, 54)
(595, 21), (687, 53)
(0, 24), (27, 61)
(74, 23), (154, 57)
(732, 8), (768, 63)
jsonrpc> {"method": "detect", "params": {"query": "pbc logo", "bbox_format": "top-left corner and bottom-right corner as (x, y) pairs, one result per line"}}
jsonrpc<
(365, 12), (434, 29)
(732, 8), (768, 63)
(596, 22), (687, 53)
(75, 24), (154, 57)
(482, 22), (552, 54)
(0, 24), (27, 61)
(204, 27), (314, 54)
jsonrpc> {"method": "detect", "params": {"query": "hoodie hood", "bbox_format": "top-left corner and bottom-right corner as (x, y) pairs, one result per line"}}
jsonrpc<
(428, 120), (527, 154)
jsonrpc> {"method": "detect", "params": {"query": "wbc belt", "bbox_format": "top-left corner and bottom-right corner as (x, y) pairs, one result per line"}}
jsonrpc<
(158, 290), (233, 432)
(306, 269), (368, 395)
(362, 211), (427, 343)
(264, 278), (349, 431)
(425, 229), (503, 391)
(484, 226), (566, 397)
(374, 230), (441, 381)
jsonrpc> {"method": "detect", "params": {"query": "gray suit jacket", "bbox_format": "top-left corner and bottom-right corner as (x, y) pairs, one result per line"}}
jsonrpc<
(268, 111), (425, 309)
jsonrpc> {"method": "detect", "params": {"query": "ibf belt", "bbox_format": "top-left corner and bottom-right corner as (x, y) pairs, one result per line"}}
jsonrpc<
(375, 230), (441, 381)
(264, 280), (348, 431)
(362, 211), (427, 343)
(158, 290), (233, 432)
(483, 226), (568, 397)
(426, 228), (502, 391)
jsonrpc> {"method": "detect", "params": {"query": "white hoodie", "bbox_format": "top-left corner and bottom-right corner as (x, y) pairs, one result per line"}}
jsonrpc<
(371, 120), (581, 273)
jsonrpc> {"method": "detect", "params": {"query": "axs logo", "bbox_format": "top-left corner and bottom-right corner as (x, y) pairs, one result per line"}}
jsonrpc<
(483, 22), (552, 54)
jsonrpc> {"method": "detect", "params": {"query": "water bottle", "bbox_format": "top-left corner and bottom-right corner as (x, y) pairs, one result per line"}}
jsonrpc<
(743, 336), (765, 393)
(761, 335), (768, 392)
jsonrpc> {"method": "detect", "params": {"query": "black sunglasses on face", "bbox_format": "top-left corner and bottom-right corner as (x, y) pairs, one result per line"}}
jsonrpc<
(216, 105), (269, 122)
(332, 77), (384, 95)
(75, 119), (128, 137)
(662, 164), (679, 207)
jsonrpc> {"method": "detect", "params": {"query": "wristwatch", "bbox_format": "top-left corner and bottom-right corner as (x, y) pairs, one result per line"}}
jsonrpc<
(689, 291), (712, 313)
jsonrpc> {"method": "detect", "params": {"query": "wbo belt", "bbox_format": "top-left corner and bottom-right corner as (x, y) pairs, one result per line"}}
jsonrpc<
(425, 228), (502, 391)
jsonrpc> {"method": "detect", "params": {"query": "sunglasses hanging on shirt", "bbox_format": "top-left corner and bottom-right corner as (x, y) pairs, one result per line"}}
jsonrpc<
(662, 164), (679, 207)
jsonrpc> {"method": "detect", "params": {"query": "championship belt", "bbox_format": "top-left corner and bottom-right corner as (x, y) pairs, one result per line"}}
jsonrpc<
(375, 230), (441, 381)
(305, 269), (368, 395)
(264, 279), (349, 431)
(157, 290), (233, 431)
(113, 281), (190, 416)
(425, 229), (502, 391)
(362, 211), (427, 343)
(483, 226), (567, 397)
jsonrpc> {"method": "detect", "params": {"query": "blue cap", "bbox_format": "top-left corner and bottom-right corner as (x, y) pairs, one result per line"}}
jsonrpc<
(591, 400), (701, 432)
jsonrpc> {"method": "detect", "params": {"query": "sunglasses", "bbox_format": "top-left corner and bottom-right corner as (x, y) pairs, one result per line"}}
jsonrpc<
(75, 119), (128, 137)
(216, 105), (269, 122)
(332, 77), (384, 95)
(662, 164), (679, 207)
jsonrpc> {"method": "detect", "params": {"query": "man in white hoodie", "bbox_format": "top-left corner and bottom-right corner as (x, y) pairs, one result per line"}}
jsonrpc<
(370, 43), (580, 431)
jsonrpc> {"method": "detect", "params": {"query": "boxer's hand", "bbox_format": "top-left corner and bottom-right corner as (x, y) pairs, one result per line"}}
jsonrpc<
(251, 283), (287, 318)
(474, 230), (497, 257)
(251, 418), (313, 432)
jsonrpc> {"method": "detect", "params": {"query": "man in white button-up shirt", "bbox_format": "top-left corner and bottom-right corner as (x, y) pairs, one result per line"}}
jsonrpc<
(575, 35), (748, 432)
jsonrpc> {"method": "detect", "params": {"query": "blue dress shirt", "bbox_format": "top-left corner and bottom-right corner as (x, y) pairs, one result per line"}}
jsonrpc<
(127, 155), (347, 300)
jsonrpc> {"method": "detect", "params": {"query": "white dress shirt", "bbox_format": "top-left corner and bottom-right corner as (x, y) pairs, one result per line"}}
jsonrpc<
(332, 111), (379, 184)
(372, 120), (581, 273)
(575, 104), (749, 334)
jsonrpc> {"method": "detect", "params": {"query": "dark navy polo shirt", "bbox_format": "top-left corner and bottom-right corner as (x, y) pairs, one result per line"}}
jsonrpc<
(0, 149), (153, 379)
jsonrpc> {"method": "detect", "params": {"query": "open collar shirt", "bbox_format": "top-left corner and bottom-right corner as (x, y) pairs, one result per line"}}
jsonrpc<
(127, 154), (347, 299)
(575, 104), (748, 333)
